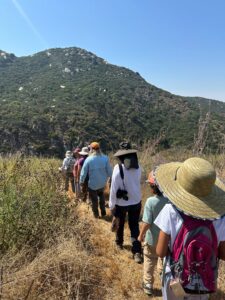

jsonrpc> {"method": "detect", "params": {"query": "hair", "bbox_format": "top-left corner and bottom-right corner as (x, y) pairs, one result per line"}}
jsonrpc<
(150, 184), (162, 196)
(90, 148), (102, 156)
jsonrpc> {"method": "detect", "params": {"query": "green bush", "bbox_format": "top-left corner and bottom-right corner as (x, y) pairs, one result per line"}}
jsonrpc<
(0, 154), (69, 256)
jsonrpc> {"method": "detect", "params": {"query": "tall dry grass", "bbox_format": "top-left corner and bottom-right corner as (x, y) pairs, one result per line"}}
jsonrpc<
(1, 148), (225, 299)
(0, 154), (105, 299)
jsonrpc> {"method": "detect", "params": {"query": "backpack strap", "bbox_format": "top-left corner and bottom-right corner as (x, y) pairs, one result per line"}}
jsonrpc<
(118, 163), (124, 180)
(118, 163), (126, 190)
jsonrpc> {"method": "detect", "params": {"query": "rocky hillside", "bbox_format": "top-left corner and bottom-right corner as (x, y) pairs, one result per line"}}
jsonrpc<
(0, 47), (225, 156)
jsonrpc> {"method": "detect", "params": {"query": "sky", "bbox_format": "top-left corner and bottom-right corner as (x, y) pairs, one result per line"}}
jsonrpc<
(1, 0), (225, 102)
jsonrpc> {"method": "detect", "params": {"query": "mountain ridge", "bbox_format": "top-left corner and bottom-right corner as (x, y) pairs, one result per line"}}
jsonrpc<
(0, 47), (225, 156)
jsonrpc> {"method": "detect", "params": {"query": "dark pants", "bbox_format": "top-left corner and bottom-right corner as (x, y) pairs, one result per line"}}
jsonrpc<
(65, 173), (75, 193)
(81, 182), (88, 201)
(114, 202), (142, 254)
(88, 188), (106, 217)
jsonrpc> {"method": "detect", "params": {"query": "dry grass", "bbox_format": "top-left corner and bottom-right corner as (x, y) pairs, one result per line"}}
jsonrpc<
(1, 150), (225, 299)
(0, 218), (106, 300)
(74, 202), (162, 300)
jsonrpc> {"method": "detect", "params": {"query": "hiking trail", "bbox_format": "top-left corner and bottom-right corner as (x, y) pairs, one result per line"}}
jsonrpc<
(69, 194), (162, 300)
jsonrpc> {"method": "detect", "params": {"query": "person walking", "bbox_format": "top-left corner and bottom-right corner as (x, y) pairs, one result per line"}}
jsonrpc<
(154, 157), (225, 300)
(80, 142), (112, 218)
(138, 171), (168, 296)
(73, 147), (81, 199)
(59, 150), (75, 193)
(109, 142), (142, 264)
(78, 146), (89, 201)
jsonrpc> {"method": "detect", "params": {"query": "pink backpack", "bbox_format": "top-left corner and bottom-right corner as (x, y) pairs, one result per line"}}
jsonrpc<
(170, 212), (218, 294)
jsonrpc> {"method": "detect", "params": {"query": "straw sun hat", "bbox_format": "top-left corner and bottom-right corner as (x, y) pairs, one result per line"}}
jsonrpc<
(154, 157), (225, 220)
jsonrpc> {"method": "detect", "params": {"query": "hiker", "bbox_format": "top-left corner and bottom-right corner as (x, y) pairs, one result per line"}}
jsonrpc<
(138, 171), (168, 296)
(153, 157), (225, 300)
(80, 142), (112, 218)
(73, 147), (81, 199)
(59, 150), (75, 193)
(109, 142), (142, 264)
(78, 146), (89, 201)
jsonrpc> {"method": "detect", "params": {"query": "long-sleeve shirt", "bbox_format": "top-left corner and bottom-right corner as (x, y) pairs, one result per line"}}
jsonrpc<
(109, 164), (141, 210)
(80, 154), (112, 190)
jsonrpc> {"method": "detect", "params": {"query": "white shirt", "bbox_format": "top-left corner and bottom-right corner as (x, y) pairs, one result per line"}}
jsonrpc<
(109, 164), (141, 210)
(154, 203), (225, 272)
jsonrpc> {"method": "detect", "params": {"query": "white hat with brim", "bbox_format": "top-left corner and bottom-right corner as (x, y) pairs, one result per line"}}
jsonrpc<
(114, 149), (137, 157)
(154, 157), (225, 220)
(79, 147), (89, 156)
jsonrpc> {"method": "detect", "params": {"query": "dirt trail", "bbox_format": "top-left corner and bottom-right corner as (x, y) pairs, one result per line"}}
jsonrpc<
(72, 198), (163, 300)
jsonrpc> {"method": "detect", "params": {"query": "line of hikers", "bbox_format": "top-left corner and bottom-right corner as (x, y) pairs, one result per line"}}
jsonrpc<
(59, 141), (225, 299)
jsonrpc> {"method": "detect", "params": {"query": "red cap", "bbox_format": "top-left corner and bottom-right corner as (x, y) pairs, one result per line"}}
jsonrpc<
(146, 171), (155, 185)
(90, 142), (100, 150)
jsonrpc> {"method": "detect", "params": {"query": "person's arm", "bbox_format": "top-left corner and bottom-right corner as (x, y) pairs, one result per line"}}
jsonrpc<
(77, 162), (82, 182)
(156, 230), (170, 258)
(138, 198), (153, 242)
(106, 157), (112, 178)
(109, 165), (119, 213)
(154, 204), (173, 258)
(138, 222), (150, 242)
(80, 159), (88, 184)
(72, 160), (76, 177)
(62, 158), (67, 169)
(218, 241), (225, 260)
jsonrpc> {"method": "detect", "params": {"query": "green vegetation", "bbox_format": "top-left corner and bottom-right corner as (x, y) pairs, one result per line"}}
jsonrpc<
(0, 48), (225, 156)
(0, 155), (69, 255)
(0, 154), (104, 299)
(1, 152), (224, 299)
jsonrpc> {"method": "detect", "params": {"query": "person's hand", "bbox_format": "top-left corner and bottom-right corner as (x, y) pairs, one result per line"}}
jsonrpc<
(110, 207), (116, 216)
(111, 216), (119, 232)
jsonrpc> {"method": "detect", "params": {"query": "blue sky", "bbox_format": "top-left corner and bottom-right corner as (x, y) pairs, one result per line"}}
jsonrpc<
(1, 0), (225, 101)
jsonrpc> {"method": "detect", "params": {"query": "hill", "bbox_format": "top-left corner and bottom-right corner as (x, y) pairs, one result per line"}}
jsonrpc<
(0, 47), (225, 156)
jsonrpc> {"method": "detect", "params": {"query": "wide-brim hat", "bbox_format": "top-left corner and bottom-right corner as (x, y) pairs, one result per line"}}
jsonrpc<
(79, 147), (89, 156)
(154, 157), (225, 220)
(114, 141), (137, 157)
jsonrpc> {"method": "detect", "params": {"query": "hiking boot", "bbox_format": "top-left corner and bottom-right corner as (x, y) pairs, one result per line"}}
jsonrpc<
(142, 283), (153, 296)
(133, 253), (142, 264)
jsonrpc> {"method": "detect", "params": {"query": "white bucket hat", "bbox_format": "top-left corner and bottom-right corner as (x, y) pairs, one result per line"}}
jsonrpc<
(79, 147), (89, 156)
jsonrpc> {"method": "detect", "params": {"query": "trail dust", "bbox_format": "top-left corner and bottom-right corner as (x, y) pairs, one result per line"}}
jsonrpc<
(68, 191), (162, 300)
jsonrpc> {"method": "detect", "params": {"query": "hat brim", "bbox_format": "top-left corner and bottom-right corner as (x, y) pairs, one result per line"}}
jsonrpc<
(114, 149), (137, 157)
(79, 151), (89, 155)
(155, 162), (225, 220)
